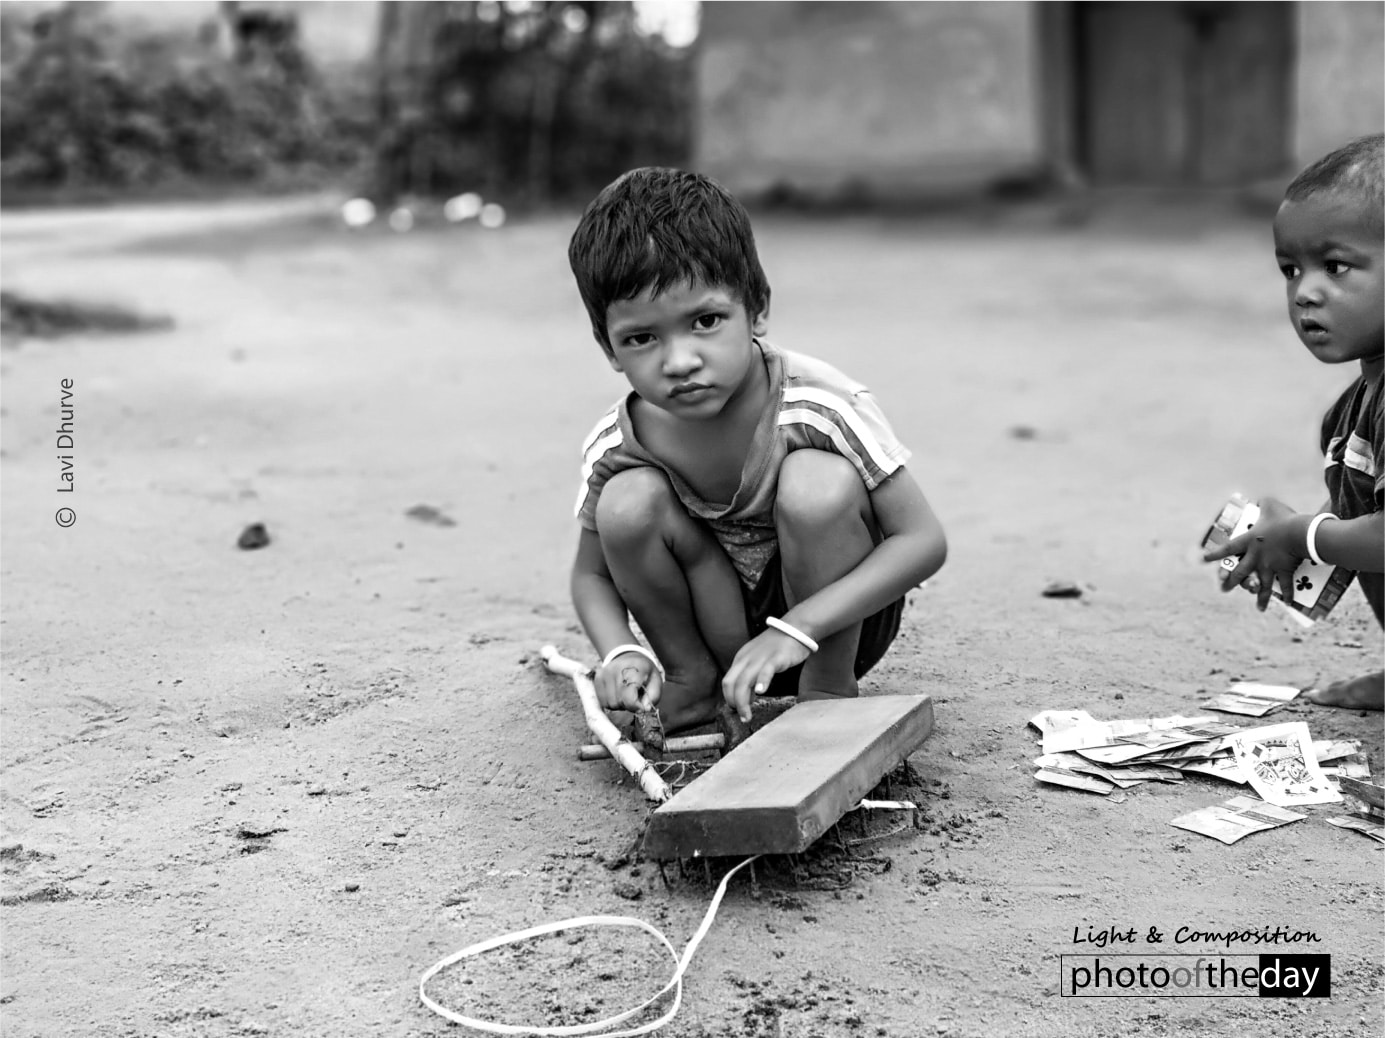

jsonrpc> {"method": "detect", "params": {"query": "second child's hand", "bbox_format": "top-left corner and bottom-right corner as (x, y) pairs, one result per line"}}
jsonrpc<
(721, 629), (811, 722)
(1202, 497), (1306, 611)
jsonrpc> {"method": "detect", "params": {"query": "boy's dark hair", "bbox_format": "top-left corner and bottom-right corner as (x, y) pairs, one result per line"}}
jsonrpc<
(1284, 133), (1384, 228)
(568, 167), (771, 350)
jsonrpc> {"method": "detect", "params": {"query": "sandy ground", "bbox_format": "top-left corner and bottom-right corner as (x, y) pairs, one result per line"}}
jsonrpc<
(1, 194), (1382, 1038)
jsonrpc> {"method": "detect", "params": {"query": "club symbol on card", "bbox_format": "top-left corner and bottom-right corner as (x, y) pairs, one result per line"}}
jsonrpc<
(1296, 576), (1313, 592)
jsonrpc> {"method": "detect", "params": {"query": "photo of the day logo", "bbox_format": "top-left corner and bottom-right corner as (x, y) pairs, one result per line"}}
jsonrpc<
(1061, 954), (1330, 997)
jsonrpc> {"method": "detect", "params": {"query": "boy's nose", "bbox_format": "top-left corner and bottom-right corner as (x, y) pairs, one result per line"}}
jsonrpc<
(662, 338), (703, 376)
(1294, 274), (1325, 307)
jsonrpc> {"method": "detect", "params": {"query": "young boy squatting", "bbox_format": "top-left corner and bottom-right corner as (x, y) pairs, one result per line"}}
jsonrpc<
(566, 168), (947, 732)
(1205, 134), (1384, 710)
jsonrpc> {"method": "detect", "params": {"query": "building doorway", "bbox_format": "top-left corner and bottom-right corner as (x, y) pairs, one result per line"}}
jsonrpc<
(1073, 2), (1293, 186)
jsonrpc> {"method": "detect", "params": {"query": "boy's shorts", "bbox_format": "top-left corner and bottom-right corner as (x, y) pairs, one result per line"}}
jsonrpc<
(740, 552), (904, 698)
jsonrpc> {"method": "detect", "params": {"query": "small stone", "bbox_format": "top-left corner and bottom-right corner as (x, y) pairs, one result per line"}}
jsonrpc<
(237, 523), (270, 551)
(404, 504), (457, 527)
(236, 820), (283, 839)
(1041, 581), (1083, 599)
(307, 786), (327, 797)
(612, 880), (642, 901)
(345, 882), (360, 892)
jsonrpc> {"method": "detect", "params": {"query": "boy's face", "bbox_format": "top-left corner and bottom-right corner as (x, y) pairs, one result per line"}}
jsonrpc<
(1273, 193), (1384, 368)
(603, 280), (768, 419)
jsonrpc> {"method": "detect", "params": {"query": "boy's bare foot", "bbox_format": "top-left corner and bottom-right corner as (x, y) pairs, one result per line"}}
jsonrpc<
(1305, 671), (1384, 711)
(657, 698), (721, 736)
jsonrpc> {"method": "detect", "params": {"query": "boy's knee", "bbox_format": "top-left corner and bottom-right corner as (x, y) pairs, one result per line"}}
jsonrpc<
(594, 467), (681, 543)
(776, 450), (867, 532)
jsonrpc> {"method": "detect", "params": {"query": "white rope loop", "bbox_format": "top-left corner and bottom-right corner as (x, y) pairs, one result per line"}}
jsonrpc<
(419, 855), (759, 1036)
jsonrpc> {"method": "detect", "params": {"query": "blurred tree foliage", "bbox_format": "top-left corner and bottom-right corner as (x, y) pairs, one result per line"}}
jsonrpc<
(371, 1), (693, 205)
(0, 1), (693, 205)
(0, 2), (371, 197)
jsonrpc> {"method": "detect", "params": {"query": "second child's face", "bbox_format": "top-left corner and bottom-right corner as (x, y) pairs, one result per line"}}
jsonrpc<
(603, 280), (768, 419)
(1273, 193), (1384, 369)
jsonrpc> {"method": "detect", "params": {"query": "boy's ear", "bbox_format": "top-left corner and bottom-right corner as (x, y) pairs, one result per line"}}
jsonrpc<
(751, 307), (769, 337)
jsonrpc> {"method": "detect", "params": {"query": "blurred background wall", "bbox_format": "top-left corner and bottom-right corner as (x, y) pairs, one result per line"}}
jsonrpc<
(698, 0), (1385, 202)
(1, 0), (1381, 208)
(1295, 1), (1385, 168)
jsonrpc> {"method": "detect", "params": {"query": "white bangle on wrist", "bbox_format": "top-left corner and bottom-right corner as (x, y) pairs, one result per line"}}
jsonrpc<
(1305, 512), (1338, 566)
(765, 616), (819, 653)
(601, 643), (665, 678)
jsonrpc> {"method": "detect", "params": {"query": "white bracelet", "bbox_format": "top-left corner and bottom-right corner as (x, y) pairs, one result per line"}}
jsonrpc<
(764, 616), (819, 653)
(600, 643), (665, 678)
(1305, 512), (1338, 566)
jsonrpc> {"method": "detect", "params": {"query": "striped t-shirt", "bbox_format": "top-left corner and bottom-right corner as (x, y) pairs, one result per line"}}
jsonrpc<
(574, 340), (911, 587)
(1321, 370), (1383, 621)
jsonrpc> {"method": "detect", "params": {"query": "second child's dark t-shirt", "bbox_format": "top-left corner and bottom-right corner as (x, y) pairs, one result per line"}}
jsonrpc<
(1321, 370), (1384, 622)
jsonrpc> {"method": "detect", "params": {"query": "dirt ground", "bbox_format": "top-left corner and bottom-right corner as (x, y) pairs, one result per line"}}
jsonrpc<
(1, 193), (1382, 1038)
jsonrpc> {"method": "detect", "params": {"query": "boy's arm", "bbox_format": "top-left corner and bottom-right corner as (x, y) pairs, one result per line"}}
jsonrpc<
(571, 528), (662, 711)
(722, 467), (946, 714)
(1302, 512), (1383, 571)
(782, 467), (947, 632)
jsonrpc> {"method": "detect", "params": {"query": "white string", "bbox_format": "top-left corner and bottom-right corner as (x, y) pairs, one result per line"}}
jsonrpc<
(419, 855), (760, 1036)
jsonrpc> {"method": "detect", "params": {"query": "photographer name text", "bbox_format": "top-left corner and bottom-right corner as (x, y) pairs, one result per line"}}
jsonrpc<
(56, 377), (74, 492)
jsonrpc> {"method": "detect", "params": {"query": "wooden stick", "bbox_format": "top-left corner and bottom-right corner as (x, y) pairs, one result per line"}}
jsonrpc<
(578, 734), (724, 761)
(541, 645), (671, 802)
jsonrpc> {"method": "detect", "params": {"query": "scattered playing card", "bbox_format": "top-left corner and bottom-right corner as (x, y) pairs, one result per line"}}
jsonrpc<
(1170, 796), (1306, 844)
(1177, 756), (1249, 785)
(1229, 721), (1343, 808)
(1313, 739), (1363, 764)
(1034, 753), (1149, 789)
(1043, 715), (1219, 755)
(1027, 710), (1097, 736)
(1204, 683), (1301, 717)
(1325, 816), (1385, 844)
(1034, 765), (1118, 795)
(1336, 775), (1385, 810)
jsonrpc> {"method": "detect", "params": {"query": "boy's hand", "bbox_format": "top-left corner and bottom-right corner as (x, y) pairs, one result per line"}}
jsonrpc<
(595, 652), (661, 714)
(1202, 497), (1308, 611)
(721, 630), (812, 723)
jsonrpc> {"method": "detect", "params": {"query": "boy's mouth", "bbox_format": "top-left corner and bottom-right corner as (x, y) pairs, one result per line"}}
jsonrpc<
(1299, 317), (1329, 339)
(669, 382), (711, 398)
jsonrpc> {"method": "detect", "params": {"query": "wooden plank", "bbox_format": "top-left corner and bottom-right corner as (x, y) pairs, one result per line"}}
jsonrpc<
(641, 695), (933, 859)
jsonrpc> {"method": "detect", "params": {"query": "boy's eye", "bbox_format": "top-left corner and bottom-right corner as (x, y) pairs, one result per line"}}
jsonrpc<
(693, 313), (724, 331)
(1278, 262), (1300, 280)
(1324, 260), (1352, 276)
(623, 333), (655, 347)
